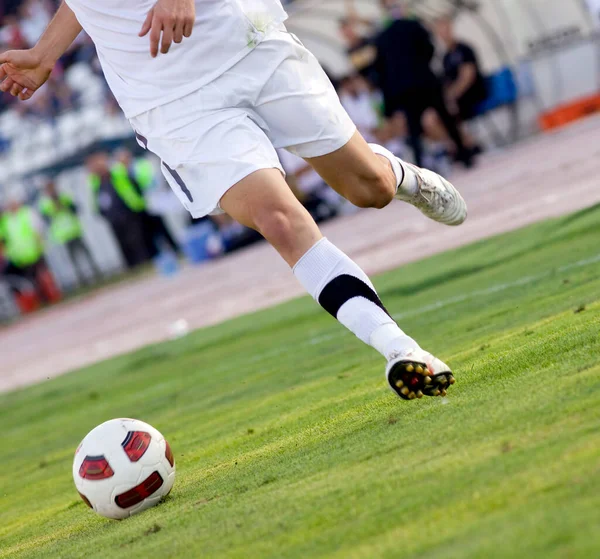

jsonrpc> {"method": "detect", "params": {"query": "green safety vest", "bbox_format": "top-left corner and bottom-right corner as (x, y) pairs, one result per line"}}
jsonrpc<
(39, 194), (82, 244)
(0, 207), (44, 268)
(89, 162), (147, 213)
(133, 159), (155, 190)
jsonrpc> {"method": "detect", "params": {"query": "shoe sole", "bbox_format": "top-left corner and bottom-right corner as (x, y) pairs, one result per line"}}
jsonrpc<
(387, 360), (456, 400)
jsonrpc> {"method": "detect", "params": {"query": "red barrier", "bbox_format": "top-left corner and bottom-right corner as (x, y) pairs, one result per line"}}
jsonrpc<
(539, 94), (600, 131)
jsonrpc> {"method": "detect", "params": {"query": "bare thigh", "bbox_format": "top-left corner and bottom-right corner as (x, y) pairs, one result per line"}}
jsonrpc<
(304, 131), (397, 209)
(219, 168), (322, 267)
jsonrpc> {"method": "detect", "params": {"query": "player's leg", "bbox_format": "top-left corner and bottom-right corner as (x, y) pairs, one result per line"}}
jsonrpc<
(219, 168), (455, 400)
(252, 32), (467, 226)
(128, 39), (457, 399)
(306, 131), (468, 227)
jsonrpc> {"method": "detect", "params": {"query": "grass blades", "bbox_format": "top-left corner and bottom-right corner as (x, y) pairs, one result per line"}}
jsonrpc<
(1, 204), (600, 558)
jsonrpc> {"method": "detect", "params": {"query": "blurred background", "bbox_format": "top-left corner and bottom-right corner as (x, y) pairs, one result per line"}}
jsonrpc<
(0, 0), (599, 321)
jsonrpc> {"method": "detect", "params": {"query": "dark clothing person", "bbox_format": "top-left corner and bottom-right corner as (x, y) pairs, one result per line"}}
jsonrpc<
(96, 175), (137, 223)
(375, 19), (471, 167)
(120, 159), (180, 258)
(143, 212), (180, 255)
(375, 19), (439, 99)
(347, 37), (379, 85)
(443, 42), (487, 120)
(96, 175), (150, 268)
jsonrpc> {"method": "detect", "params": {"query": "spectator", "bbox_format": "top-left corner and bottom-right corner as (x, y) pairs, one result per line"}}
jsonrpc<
(0, 15), (28, 50)
(0, 1), (102, 118)
(436, 17), (488, 123)
(338, 2), (378, 84)
(0, 198), (60, 303)
(114, 148), (180, 257)
(17, 0), (52, 47)
(338, 74), (381, 143)
(374, 1), (473, 167)
(38, 180), (100, 287)
(0, 1), (23, 24)
(87, 151), (150, 268)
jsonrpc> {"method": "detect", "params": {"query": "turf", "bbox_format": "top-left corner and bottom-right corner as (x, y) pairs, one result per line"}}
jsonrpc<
(1, 204), (600, 559)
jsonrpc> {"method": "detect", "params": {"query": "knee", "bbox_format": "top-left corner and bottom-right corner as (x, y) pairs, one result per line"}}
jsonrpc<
(348, 166), (396, 209)
(253, 206), (299, 246)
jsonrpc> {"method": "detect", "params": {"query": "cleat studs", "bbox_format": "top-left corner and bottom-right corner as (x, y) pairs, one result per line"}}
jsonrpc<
(401, 387), (410, 396)
(409, 392), (416, 400)
(416, 365), (424, 374)
(406, 364), (414, 373)
(449, 376), (456, 385)
(416, 390), (423, 399)
(440, 389), (447, 397)
(433, 389), (441, 397)
(395, 380), (404, 388)
(424, 376), (432, 385)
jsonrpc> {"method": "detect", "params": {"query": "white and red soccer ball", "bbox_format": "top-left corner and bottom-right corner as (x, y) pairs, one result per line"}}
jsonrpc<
(73, 418), (176, 519)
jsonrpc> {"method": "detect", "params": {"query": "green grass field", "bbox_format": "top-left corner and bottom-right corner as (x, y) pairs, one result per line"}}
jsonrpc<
(2, 205), (600, 559)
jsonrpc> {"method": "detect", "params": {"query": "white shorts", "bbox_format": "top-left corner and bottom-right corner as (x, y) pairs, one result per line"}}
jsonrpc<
(130, 30), (356, 218)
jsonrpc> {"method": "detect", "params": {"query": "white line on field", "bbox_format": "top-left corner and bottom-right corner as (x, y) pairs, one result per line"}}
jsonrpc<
(391, 253), (600, 321)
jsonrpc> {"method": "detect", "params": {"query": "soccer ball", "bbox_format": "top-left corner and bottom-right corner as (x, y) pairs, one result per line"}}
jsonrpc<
(73, 418), (176, 520)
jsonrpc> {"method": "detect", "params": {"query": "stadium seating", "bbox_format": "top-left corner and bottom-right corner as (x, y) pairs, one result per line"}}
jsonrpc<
(473, 66), (520, 146)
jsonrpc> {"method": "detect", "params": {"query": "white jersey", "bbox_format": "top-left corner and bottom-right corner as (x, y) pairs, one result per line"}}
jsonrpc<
(65, 0), (287, 118)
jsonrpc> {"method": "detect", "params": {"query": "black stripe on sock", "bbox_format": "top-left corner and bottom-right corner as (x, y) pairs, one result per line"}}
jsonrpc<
(318, 274), (391, 319)
(398, 160), (406, 188)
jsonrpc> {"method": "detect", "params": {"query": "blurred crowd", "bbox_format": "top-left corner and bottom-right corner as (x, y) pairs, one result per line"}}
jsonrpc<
(0, 149), (183, 314)
(0, 0), (115, 126)
(0, 0), (494, 318)
(336, 0), (488, 169)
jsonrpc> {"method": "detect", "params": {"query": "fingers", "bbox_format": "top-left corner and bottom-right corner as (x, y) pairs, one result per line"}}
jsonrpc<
(139, 8), (153, 37)
(173, 21), (184, 44)
(0, 65), (6, 81)
(10, 82), (22, 97)
(0, 76), (29, 99)
(0, 77), (14, 93)
(160, 24), (174, 54)
(183, 17), (194, 38)
(0, 51), (12, 65)
(142, 8), (194, 57)
(149, 14), (162, 58)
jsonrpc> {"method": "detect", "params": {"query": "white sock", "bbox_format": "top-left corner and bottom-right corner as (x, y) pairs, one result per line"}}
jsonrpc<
(293, 238), (420, 360)
(369, 143), (419, 196)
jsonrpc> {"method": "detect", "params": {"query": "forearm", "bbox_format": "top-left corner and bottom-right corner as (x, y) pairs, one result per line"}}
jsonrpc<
(449, 64), (476, 99)
(33, 2), (82, 69)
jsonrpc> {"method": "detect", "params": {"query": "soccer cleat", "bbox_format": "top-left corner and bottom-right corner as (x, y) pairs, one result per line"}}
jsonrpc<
(396, 161), (467, 226)
(386, 348), (456, 401)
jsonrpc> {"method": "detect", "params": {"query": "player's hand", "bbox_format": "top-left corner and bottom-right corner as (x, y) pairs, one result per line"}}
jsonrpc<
(0, 49), (53, 100)
(139, 0), (196, 58)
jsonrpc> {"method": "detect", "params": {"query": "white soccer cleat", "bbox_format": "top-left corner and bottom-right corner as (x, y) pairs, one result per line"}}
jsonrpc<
(386, 347), (456, 400)
(396, 162), (467, 226)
